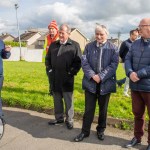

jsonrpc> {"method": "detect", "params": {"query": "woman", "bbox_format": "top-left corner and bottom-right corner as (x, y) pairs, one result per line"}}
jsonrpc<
(74, 24), (119, 142)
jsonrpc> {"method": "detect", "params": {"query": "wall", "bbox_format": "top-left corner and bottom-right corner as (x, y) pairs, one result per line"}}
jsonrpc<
(7, 47), (44, 62)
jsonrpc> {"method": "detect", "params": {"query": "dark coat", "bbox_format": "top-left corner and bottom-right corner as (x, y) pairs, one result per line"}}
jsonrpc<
(125, 38), (150, 92)
(82, 40), (119, 95)
(45, 38), (82, 92)
(119, 39), (132, 63)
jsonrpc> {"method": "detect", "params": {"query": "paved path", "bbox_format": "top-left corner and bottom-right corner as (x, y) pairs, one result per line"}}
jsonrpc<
(0, 107), (148, 150)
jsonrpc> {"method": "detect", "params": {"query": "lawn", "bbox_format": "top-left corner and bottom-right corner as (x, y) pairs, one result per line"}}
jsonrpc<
(2, 61), (133, 120)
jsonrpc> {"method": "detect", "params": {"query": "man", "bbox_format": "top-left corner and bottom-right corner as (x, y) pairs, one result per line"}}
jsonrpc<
(118, 29), (139, 96)
(44, 20), (59, 95)
(125, 18), (150, 150)
(74, 24), (119, 142)
(0, 40), (11, 118)
(45, 24), (81, 129)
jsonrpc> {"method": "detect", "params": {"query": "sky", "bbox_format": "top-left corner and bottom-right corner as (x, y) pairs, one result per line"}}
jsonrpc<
(0, 0), (150, 40)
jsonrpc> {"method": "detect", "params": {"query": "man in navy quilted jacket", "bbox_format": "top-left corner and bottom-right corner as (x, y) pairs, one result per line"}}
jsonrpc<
(0, 40), (11, 118)
(125, 18), (150, 150)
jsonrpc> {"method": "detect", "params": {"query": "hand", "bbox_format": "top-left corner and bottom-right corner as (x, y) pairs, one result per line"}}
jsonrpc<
(5, 45), (11, 52)
(92, 74), (100, 83)
(130, 72), (140, 82)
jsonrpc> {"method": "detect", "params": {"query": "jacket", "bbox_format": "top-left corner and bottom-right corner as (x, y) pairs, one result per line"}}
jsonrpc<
(45, 38), (82, 92)
(119, 39), (132, 63)
(125, 38), (150, 92)
(0, 40), (11, 76)
(82, 40), (119, 95)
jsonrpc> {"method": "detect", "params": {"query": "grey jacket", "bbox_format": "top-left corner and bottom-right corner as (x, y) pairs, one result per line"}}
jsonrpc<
(82, 40), (119, 95)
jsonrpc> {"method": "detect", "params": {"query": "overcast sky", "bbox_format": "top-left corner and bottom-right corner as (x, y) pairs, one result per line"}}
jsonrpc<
(0, 0), (150, 40)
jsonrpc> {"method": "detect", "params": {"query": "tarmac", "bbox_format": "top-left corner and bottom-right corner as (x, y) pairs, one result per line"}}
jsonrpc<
(0, 107), (148, 150)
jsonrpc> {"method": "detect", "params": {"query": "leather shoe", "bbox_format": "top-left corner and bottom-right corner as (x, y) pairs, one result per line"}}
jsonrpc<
(146, 145), (150, 150)
(125, 137), (141, 148)
(74, 132), (89, 142)
(48, 120), (64, 125)
(66, 122), (73, 129)
(97, 132), (104, 140)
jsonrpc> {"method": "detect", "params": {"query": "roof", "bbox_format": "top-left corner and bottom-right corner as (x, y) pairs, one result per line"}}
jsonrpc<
(0, 33), (15, 40)
(15, 31), (41, 42)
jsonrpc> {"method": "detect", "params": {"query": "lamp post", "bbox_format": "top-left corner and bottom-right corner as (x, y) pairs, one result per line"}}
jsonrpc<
(15, 3), (22, 60)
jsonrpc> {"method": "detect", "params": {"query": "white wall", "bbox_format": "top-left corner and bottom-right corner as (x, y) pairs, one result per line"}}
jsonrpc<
(7, 47), (44, 62)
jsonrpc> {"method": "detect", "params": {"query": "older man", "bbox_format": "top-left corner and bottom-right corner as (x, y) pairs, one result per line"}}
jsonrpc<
(45, 24), (81, 129)
(125, 18), (150, 150)
(74, 24), (119, 142)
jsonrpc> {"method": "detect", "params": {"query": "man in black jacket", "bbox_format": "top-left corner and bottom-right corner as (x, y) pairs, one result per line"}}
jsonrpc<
(125, 18), (150, 150)
(118, 29), (138, 97)
(45, 24), (81, 129)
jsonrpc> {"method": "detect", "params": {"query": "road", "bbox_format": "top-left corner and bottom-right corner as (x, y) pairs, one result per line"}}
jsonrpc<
(0, 107), (148, 150)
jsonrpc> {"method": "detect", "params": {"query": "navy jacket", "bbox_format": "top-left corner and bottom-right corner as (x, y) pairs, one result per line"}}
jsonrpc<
(125, 38), (150, 92)
(0, 40), (11, 76)
(82, 40), (119, 95)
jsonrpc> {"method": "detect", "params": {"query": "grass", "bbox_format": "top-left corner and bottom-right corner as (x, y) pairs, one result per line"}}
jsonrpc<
(2, 61), (133, 120)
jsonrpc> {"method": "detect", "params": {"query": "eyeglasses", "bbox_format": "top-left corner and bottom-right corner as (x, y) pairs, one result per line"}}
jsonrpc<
(138, 24), (150, 29)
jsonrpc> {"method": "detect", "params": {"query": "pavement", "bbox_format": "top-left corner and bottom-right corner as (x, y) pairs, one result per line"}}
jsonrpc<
(0, 107), (148, 150)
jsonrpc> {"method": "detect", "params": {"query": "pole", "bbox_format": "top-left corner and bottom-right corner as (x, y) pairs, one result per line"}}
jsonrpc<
(15, 4), (22, 60)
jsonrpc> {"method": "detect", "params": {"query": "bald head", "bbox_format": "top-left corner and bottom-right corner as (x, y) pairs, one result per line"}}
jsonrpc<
(138, 18), (150, 39)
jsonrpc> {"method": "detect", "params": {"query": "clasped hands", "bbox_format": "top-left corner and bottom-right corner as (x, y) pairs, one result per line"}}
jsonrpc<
(92, 74), (100, 83)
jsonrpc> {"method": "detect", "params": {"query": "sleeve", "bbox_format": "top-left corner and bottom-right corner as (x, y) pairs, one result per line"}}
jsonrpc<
(119, 41), (126, 59)
(81, 44), (96, 80)
(69, 43), (82, 76)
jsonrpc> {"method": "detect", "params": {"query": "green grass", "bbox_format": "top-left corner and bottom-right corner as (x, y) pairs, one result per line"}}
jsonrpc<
(3, 61), (133, 120)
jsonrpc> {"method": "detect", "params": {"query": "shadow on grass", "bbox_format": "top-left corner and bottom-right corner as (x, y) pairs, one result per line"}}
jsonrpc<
(2, 108), (146, 149)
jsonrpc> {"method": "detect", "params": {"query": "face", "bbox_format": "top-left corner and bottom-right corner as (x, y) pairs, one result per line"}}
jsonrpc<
(95, 29), (108, 44)
(59, 26), (70, 43)
(130, 31), (139, 41)
(48, 27), (58, 38)
(138, 19), (150, 38)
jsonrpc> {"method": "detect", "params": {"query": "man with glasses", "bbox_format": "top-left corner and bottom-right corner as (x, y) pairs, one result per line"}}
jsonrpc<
(125, 18), (150, 150)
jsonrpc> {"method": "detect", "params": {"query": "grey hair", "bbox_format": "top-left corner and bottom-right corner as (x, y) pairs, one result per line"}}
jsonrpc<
(59, 24), (71, 34)
(95, 24), (109, 35)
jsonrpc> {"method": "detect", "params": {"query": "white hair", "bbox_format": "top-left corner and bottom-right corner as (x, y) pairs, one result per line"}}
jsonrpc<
(95, 24), (109, 35)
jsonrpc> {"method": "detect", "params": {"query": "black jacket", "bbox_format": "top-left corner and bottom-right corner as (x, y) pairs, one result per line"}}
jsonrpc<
(119, 39), (132, 62)
(45, 38), (82, 92)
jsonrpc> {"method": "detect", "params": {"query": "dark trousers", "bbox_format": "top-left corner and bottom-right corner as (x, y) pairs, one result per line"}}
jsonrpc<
(82, 90), (110, 135)
(0, 76), (4, 117)
(131, 90), (150, 144)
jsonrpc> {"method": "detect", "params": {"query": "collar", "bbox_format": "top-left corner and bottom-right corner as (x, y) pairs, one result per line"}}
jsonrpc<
(96, 41), (107, 47)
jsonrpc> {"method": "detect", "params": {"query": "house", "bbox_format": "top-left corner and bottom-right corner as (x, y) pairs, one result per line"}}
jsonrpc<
(35, 28), (90, 50)
(70, 28), (90, 50)
(14, 31), (42, 48)
(0, 33), (15, 42)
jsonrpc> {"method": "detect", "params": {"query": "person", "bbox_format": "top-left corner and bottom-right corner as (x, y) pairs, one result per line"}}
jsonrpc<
(44, 20), (59, 95)
(0, 40), (11, 118)
(45, 23), (81, 129)
(74, 24), (119, 142)
(124, 18), (150, 150)
(118, 29), (139, 96)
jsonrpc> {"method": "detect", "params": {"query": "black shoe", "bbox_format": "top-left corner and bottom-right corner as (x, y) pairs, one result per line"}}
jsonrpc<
(48, 120), (64, 125)
(74, 132), (89, 142)
(146, 145), (150, 150)
(66, 122), (73, 130)
(97, 132), (104, 140)
(125, 137), (141, 148)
